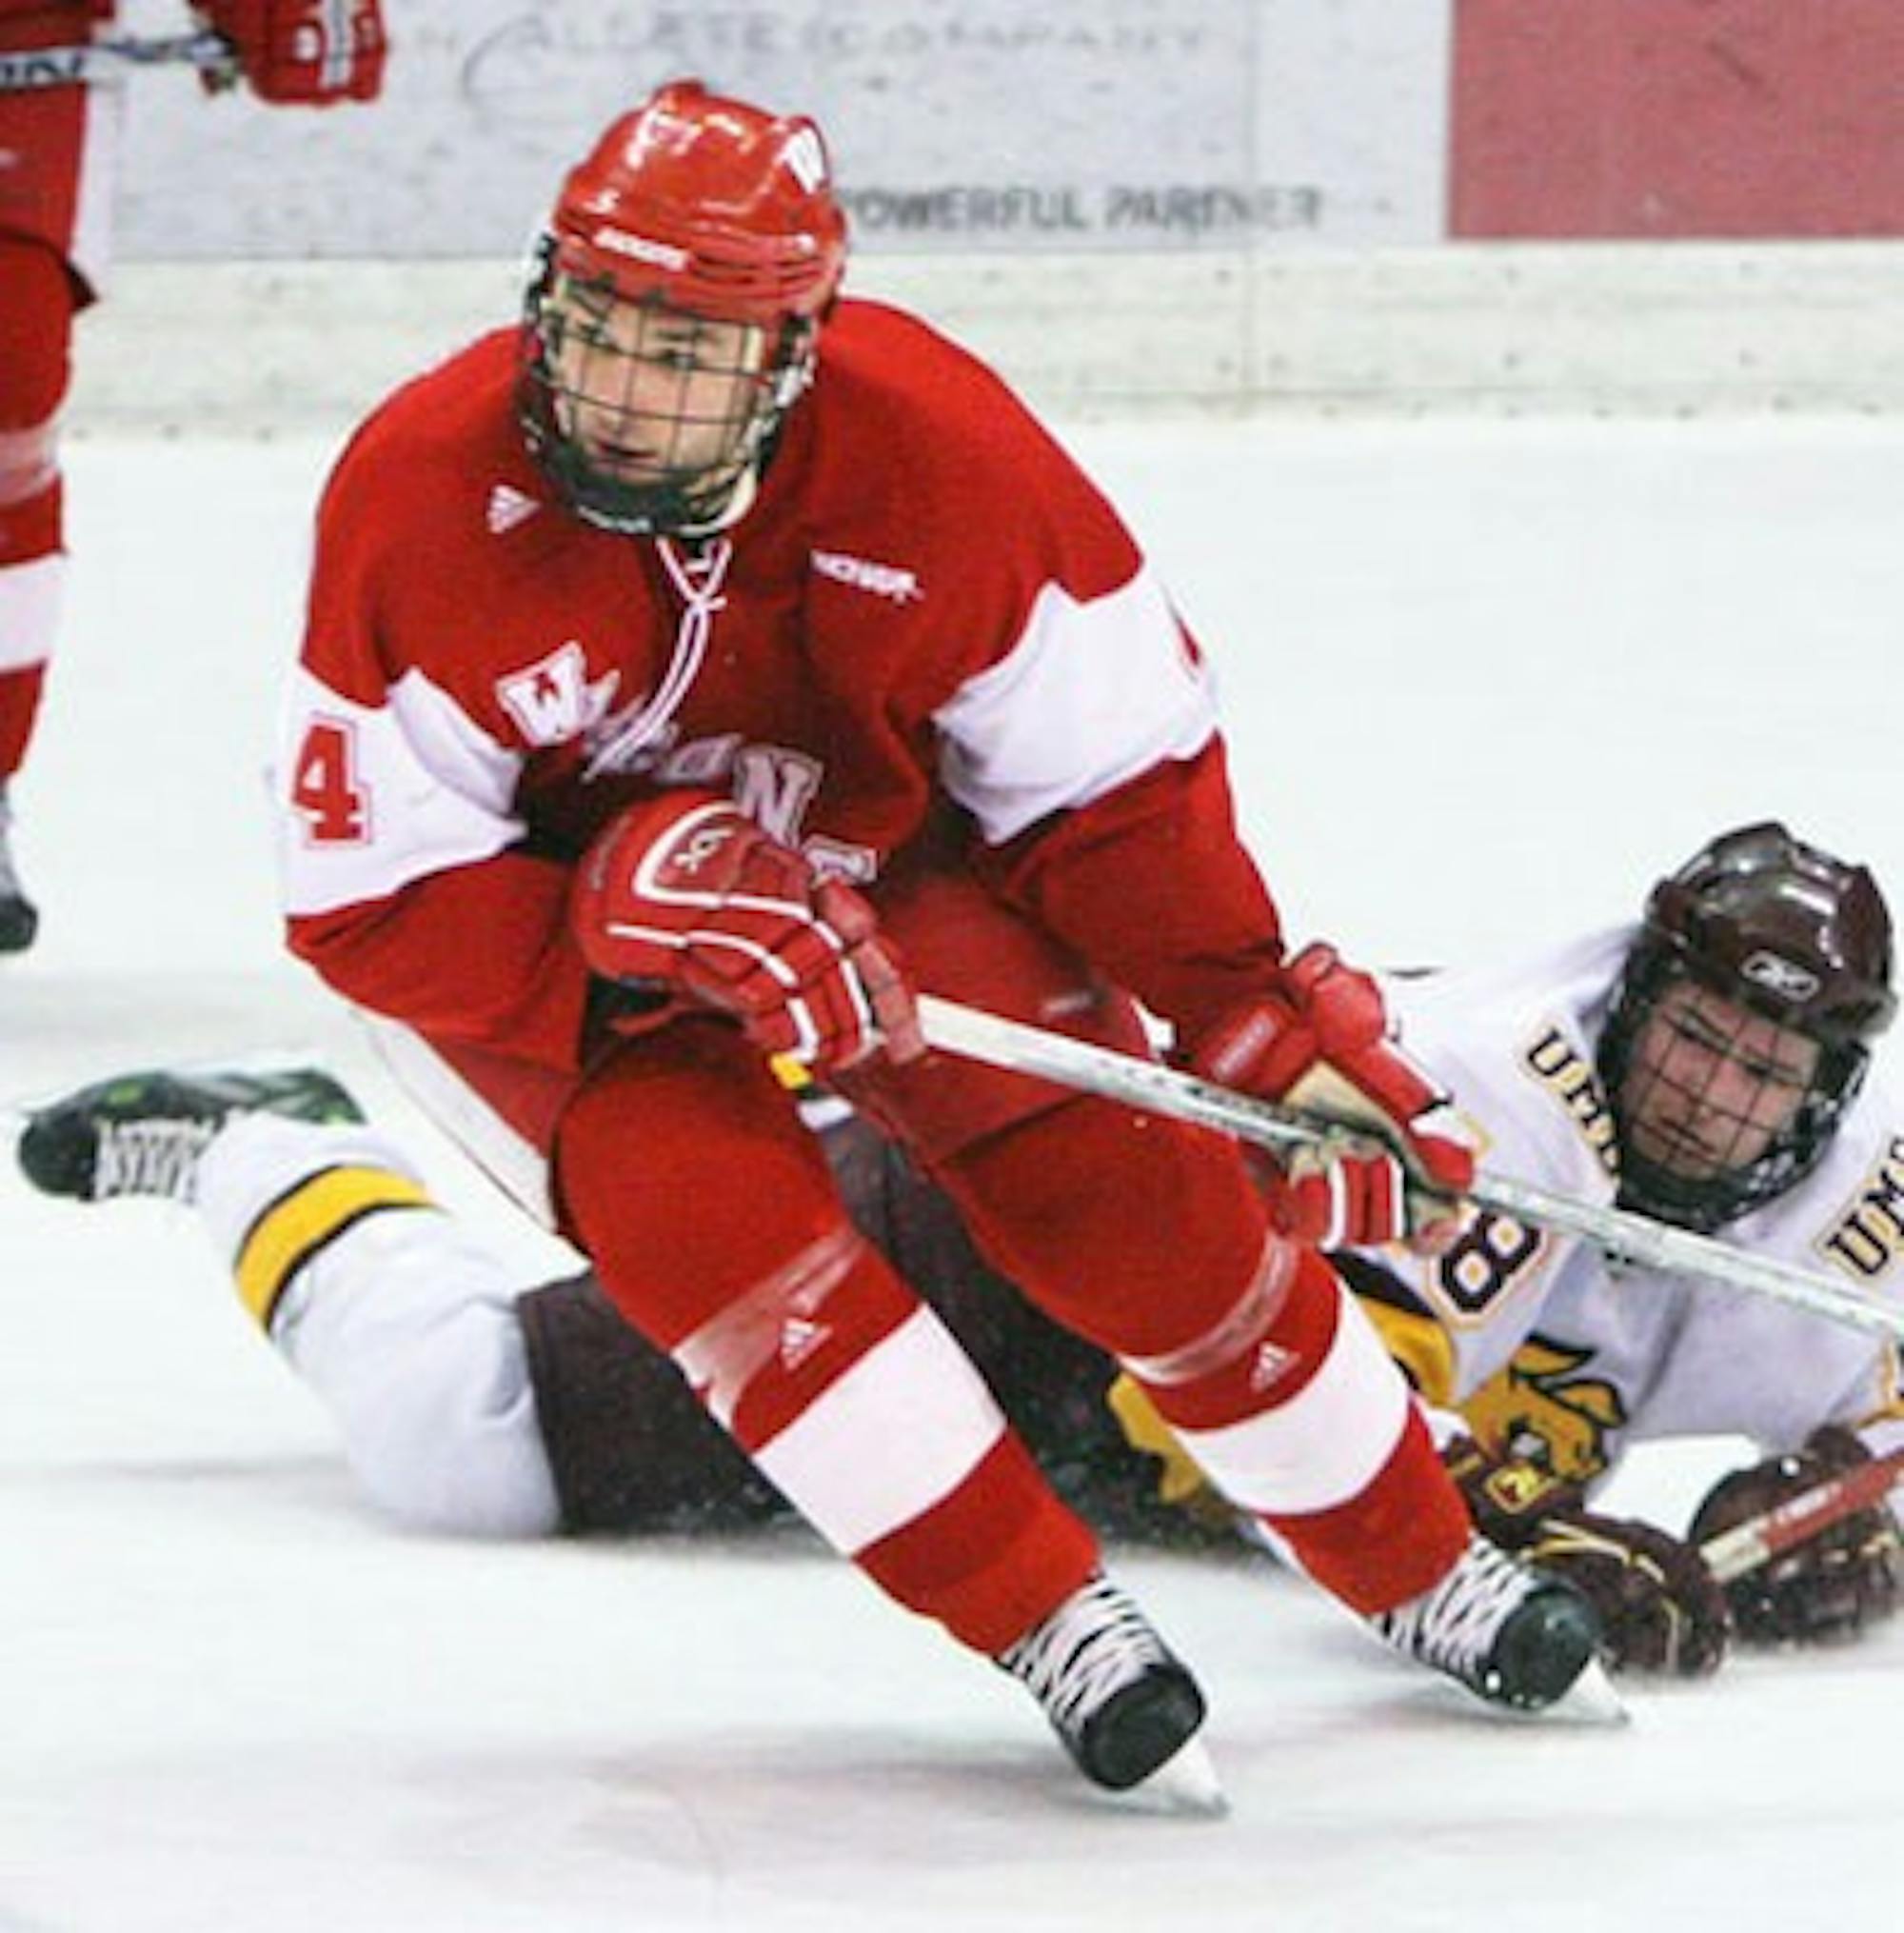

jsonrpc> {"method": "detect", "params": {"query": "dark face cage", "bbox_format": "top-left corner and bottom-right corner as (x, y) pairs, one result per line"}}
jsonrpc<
(1598, 943), (1869, 1233)
(517, 242), (816, 538)
(1597, 823), (1894, 1232)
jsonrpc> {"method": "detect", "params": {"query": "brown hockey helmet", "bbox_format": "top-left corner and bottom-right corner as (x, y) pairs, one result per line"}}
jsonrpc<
(1597, 822), (1895, 1231)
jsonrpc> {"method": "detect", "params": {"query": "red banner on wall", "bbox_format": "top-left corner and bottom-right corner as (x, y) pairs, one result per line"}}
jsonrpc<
(1451, 0), (1904, 237)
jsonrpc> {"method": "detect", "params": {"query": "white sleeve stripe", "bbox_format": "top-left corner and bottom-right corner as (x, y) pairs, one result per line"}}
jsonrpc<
(934, 562), (1220, 845)
(276, 666), (526, 917)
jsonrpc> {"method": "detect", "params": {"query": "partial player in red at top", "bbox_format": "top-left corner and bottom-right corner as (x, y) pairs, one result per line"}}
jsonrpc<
(0, 1), (386, 949)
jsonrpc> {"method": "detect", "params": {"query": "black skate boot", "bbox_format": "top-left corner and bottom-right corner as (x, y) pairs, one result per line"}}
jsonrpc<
(17, 1066), (364, 1205)
(998, 1572), (1210, 1792)
(1369, 1533), (1602, 1712)
(0, 786), (38, 953)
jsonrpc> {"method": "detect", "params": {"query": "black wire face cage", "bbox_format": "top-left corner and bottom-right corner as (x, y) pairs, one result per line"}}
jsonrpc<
(518, 248), (816, 537)
(1597, 945), (1868, 1233)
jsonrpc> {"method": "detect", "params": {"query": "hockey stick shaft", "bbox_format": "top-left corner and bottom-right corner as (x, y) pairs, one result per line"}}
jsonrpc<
(1697, 1442), (1904, 1584)
(0, 31), (237, 91)
(915, 994), (1904, 1345)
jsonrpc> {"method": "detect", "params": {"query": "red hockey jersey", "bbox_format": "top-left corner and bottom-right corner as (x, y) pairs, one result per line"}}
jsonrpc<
(278, 299), (1286, 1072)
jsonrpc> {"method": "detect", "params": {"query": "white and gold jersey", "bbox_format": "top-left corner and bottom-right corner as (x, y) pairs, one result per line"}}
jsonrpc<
(1354, 927), (1904, 1492)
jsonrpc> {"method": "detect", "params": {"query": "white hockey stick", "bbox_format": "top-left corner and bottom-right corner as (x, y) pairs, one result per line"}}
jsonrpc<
(915, 994), (1904, 1346)
(1697, 1441), (1904, 1584)
(0, 30), (238, 91)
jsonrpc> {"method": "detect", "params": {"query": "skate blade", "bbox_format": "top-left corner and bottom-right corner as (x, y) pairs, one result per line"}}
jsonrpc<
(1117, 1737), (1230, 1818)
(1542, 1656), (1630, 1726)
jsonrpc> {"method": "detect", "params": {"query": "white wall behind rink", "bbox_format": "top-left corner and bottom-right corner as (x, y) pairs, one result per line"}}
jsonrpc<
(69, 241), (1904, 434)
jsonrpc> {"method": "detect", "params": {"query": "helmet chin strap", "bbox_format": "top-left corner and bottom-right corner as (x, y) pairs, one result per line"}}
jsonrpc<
(653, 338), (812, 539)
(675, 463), (759, 540)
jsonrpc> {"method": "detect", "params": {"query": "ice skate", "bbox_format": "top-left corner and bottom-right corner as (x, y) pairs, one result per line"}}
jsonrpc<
(0, 786), (38, 953)
(16, 1065), (363, 1205)
(1369, 1532), (1610, 1715)
(999, 1572), (1221, 1806)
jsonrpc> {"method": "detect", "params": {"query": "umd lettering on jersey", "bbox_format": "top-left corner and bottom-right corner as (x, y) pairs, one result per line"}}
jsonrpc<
(810, 548), (923, 605)
(1520, 1026), (1619, 1175)
(1819, 1136), (1904, 1282)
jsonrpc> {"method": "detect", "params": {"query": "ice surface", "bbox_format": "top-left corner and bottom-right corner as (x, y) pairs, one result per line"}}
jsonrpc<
(3, 417), (1899, 1929)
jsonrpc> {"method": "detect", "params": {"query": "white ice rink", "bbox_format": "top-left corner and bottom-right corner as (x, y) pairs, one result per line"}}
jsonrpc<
(3, 412), (1901, 1929)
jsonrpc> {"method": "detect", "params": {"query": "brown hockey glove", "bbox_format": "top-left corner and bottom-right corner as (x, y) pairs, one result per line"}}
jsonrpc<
(1688, 1426), (1902, 1646)
(1519, 1513), (1731, 1677)
(1445, 1436), (1731, 1677)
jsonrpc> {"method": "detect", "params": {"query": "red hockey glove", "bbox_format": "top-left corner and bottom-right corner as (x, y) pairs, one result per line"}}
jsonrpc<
(1688, 1427), (1902, 1645)
(573, 791), (923, 1075)
(1188, 944), (1475, 1250)
(195, 1), (387, 104)
(1446, 1437), (1731, 1677)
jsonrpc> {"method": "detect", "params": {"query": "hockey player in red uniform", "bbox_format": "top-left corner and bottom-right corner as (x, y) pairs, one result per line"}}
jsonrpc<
(17, 825), (1898, 1687)
(268, 80), (1602, 1792)
(0, 0), (385, 948)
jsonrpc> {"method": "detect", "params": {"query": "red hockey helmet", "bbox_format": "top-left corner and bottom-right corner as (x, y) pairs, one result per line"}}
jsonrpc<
(520, 81), (849, 535)
(550, 80), (846, 325)
(1597, 823), (1895, 1230)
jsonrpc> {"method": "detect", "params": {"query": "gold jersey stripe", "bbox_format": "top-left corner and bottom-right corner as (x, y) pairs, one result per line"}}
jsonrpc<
(235, 1166), (434, 1330)
(1107, 1374), (1215, 1509)
(1354, 1294), (1459, 1409)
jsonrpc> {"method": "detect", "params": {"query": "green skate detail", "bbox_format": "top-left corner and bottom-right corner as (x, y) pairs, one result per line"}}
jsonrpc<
(16, 1066), (364, 1204)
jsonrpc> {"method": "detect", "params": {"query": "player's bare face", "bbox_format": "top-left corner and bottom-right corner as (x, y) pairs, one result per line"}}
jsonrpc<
(1620, 980), (1818, 1181)
(545, 277), (769, 489)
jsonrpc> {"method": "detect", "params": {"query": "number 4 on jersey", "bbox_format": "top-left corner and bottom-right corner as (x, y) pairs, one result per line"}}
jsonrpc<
(290, 718), (370, 844)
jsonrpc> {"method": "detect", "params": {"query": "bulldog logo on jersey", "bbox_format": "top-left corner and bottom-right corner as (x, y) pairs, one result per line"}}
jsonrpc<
(1461, 1337), (1626, 1485)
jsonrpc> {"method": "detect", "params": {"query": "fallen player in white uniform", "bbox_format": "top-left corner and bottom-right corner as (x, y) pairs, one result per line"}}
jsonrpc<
(1339, 821), (1902, 1674)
